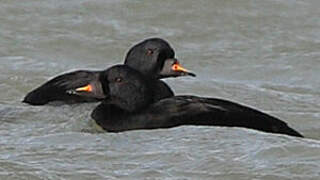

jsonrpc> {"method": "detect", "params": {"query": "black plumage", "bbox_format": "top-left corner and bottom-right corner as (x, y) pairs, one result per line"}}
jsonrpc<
(92, 65), (303, 137)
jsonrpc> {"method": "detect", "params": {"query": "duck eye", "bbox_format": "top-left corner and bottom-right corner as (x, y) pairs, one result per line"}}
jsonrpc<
(115, 77), (122, 83)
(146, 49), (154, 56)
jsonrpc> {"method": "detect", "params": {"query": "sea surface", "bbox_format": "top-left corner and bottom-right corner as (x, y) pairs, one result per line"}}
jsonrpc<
(1, 0), (320, 179)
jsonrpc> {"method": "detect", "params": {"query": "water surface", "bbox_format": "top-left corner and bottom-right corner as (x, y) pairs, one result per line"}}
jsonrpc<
(1, 0), (320, 179)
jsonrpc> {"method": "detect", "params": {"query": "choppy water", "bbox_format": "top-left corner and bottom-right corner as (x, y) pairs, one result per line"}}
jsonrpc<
(1, 0), (320, 179)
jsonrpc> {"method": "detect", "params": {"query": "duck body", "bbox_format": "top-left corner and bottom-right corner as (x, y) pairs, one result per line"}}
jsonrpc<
(90, 65), (303, 137)
(91, 95), (303, 137)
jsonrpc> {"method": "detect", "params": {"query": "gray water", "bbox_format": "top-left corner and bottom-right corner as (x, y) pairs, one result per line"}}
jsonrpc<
(1, 0), (320, 179)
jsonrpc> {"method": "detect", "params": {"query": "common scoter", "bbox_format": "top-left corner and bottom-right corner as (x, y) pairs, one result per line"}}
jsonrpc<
(23, 38), (195, 105)
(91, 65), (303, 137)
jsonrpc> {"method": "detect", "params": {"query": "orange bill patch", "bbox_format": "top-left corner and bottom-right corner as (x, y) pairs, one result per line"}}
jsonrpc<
(172, 63), (190, 73)
(75, 84), (93, 92)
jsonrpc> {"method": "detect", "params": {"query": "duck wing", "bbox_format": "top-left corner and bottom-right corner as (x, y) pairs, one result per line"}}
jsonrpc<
(91, 95), (303, 137)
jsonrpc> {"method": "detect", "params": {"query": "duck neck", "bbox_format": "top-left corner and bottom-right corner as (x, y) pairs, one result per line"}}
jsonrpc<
(109, 82), (153, 113)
